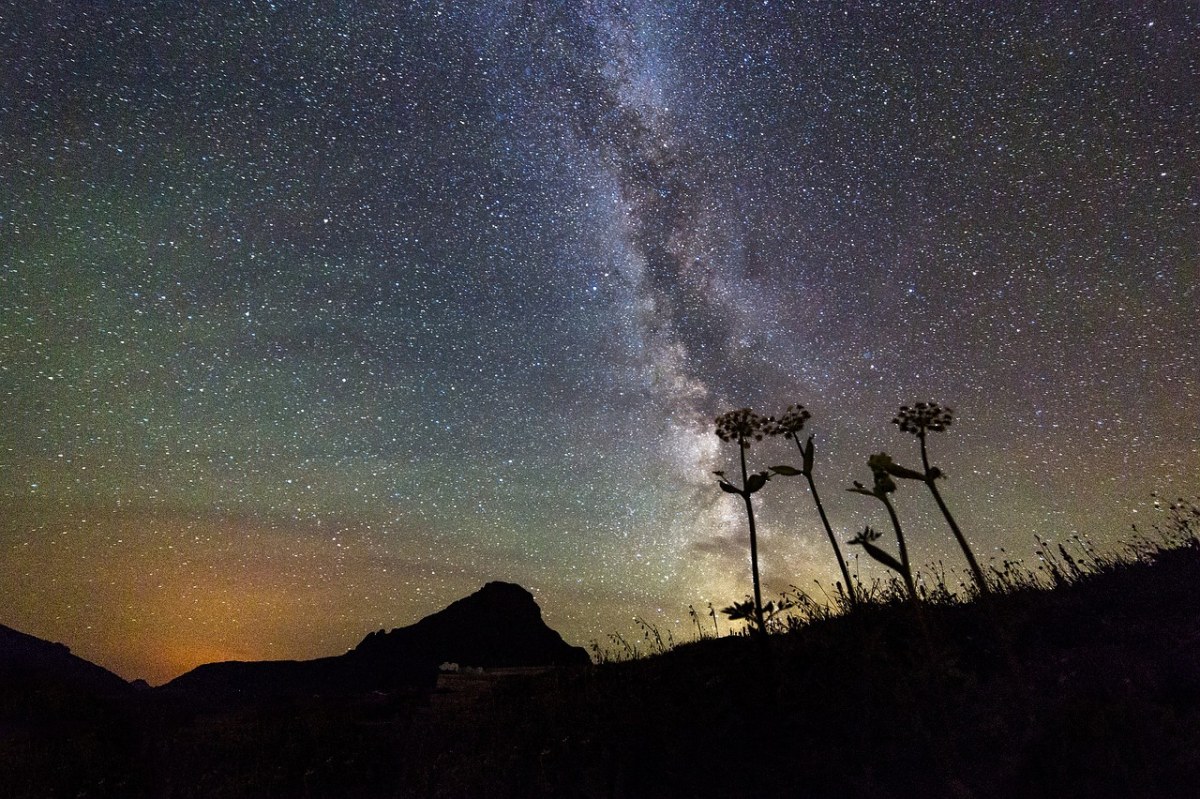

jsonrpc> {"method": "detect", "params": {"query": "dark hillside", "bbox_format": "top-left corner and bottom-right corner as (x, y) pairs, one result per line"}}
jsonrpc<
(0, 623), (132, 697)
(3, 546), (1200, 797)
(0, 625), (139, 797)
(570, 544), (1200, 798)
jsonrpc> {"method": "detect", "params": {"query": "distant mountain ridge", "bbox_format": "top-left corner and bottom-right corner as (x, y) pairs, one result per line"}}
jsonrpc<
(162, 581), (588, 697)
(0, 623), (132, 701)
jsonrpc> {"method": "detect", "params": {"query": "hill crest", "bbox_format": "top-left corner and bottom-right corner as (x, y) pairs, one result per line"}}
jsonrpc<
(162, 581), (587, 696)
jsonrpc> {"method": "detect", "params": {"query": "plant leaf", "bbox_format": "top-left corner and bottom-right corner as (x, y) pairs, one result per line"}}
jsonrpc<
(718, 480), (741, 494)
(858, 540), (905, 574)
(884, 462), (926, 481)
(769, 465), (802, 476)
(721, 602), (752, 620)
(745, 473), (768, 493)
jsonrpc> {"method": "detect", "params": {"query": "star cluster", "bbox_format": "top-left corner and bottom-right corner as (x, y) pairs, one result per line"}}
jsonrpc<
(2, 1), (1197, 684)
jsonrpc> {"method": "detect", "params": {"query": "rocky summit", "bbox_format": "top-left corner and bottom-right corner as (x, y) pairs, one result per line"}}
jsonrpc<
(162, 581), (587, 698)
(354, 581), (590, 669)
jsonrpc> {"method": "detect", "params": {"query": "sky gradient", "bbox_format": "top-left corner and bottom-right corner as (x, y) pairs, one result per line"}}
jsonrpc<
(2, 1), (1197, 684)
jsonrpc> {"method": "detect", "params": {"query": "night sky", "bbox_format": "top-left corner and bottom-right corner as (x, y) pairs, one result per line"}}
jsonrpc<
(2, 1), (1197, 685)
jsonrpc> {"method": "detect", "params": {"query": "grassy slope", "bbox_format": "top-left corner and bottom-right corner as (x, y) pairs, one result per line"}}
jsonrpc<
(537, 542), (1200, 799)
(4, 542), (1200, 798)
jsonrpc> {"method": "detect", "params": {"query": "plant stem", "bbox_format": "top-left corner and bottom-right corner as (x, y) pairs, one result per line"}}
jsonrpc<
(920, 432), (989, 596)
(801, 470), (859, 607)
(740, 441), (768, 635)
(879, 492), (918, 604)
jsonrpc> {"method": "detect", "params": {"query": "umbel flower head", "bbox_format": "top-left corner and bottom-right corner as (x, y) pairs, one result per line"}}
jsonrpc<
(715, 408), (773, 449)
(771, 403), (812, 440)
(893, 402), (954, 436)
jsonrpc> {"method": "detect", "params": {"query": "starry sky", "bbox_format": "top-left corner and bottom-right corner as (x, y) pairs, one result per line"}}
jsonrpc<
(2, 1), (1197, 685)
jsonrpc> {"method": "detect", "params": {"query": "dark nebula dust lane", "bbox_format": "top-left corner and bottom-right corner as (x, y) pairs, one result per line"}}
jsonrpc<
(1, 1), (1197, 683)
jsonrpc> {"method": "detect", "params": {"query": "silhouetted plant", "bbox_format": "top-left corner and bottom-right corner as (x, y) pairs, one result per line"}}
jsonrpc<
(719, 599), (754, 630)
(687, 602), (722, 640)
(781, 584), (838, 627)
(988, 547), (1043, 593)
(634, 617), (674, 655)
(847, 453), (919, 604)
(766, 404), (859, 607)
(891, 402), (990, 596)
(1032, 533), (1114, 588)
(847, 526), (904, 579)
(688, 605), (706, 640)
(721, 596), (795, 634)
(1135, 493), (1200, 549)
(713, 407), (775, 635)
(589, 631), (642, 663)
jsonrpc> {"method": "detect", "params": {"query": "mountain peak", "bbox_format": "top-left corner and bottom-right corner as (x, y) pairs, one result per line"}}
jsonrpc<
(164, 582), (589, 697)
(354, 582), (589, 669)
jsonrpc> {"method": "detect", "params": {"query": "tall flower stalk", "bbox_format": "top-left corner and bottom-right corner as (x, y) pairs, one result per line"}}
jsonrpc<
(892, 403), (990, 597)
(848, 454), (920, 604)
(714, 408), (774, 636)
(767, 404), (858, 607)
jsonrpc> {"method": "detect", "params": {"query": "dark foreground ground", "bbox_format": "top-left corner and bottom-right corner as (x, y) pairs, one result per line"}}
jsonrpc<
(4, 541), (1200, 798)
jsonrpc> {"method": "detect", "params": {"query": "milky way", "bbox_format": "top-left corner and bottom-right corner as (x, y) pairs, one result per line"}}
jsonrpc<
(2, 1), (1197, 683)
